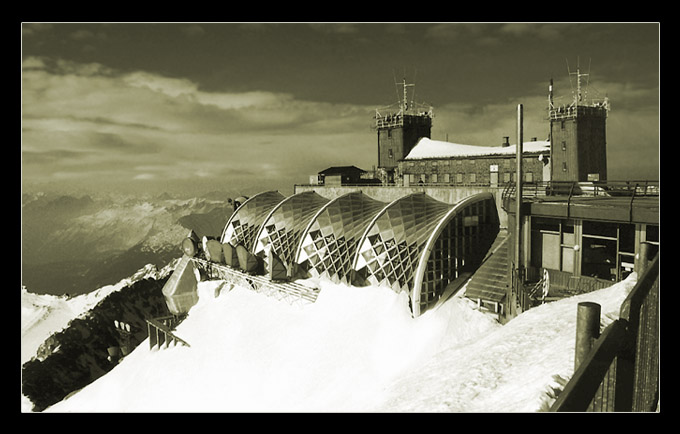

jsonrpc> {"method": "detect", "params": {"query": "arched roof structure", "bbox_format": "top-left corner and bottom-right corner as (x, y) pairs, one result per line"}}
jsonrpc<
(294, 192), (387, 284)
(216, 189), (499, 317)
(351, 193), (452, 292)
(352, 192), (499, 316)
(253, 191), (329, 271)
(410, 193), (498, 316)
(221, 190), (285, 251)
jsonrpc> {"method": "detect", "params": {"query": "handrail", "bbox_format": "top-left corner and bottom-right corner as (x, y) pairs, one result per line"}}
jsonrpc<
(549, 319), (628, 411)
(550, 254), (660, 412)
(192, 258), (319, 304)
(295, 180), (659, 195)
(146, 318), (190, 350)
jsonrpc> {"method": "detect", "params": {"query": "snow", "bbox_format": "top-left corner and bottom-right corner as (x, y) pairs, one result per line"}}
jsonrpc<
(405, 137), (550, 160)
(21, 264), (172, 365)
(32, 272), (637, 413)
(21, 283), (125, 365)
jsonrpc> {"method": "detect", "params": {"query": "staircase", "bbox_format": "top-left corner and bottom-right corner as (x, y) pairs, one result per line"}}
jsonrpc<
(146, 316), (190, 350)
(464, 230), (510, 314)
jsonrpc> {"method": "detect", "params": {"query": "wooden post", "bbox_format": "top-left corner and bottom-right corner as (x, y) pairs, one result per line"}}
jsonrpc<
(575, 302), (601, 370)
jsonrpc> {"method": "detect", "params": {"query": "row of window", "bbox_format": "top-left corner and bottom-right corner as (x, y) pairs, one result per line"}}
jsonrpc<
(406, 172), (535, 184)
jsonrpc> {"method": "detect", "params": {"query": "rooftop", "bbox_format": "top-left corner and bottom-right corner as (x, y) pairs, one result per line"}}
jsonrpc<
(404, 137), (550, 160)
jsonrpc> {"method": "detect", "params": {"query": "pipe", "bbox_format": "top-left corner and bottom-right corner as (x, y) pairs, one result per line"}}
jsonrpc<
(515, 104), (523, 286)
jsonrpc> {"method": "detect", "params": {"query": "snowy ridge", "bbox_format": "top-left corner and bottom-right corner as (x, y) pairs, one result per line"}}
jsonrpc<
(405, 137), (550, 160)
(41, 273), (637, 413)
(21, 261), (178, 366)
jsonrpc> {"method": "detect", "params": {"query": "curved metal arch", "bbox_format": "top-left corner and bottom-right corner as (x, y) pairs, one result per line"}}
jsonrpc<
(252, 190), (329, 265)
(349, 192), (426, 273)
(293, 191), (356, 265)
(220, 190), (285, 247)
(350, 193), (453, 293)
(294, 191), (387, 282)
(411, 192), (497, 317)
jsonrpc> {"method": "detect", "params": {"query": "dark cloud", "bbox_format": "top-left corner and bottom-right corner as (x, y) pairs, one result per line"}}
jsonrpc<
(21, 23), (660, 194)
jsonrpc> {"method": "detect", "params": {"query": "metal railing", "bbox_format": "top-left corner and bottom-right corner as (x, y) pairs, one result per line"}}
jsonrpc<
(146, 316), (190, 350)
(501, 180), (659, 213)
(549, 253), (660, 412)
(192, 258), (320, 305)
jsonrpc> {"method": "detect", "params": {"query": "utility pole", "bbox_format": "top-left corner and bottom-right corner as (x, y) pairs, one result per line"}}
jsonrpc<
(514, 104), (524, 314)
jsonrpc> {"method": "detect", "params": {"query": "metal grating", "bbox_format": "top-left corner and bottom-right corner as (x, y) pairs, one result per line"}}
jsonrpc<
(296, 192), (387, 284)
(221, 191), (285, 251)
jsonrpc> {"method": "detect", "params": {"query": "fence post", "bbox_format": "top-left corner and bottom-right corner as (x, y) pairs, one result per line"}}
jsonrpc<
(575, 302), (601, 370)
(638, 241), (651, 275)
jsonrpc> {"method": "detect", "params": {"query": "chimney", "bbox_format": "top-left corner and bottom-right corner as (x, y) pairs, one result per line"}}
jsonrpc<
(502, 136), (510, 147)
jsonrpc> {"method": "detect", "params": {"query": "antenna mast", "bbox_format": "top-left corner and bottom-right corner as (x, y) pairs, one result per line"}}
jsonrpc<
(397, 76), (415, 113)
(569, 57), (590, 105)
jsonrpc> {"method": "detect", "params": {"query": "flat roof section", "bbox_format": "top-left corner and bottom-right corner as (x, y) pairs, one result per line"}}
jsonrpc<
(505, 194), (658, 225)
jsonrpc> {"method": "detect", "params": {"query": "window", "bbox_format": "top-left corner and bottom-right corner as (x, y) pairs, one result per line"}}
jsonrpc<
(562, 162), (568, 172)
(443, 173), (450, 183)
(468, 173), (476, 184)
(388, 149), (393, 159)
(530, 218), (574, 272)
(431, 173), (438, 183)
(503, 172), (511, 183)
(456, 173), (463, 183)
(525, 172), (534, 183)
(561, 141), (567, 151)
(409, 174), (416, 184)
(561, 120), (565, 130)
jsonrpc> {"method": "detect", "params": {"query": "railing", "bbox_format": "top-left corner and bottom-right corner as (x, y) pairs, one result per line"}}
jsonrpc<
(501, 180), (659, 212)
(146, 316), (190, 350)
(549, 253), (660, 412)
(192, 258), (319, 305)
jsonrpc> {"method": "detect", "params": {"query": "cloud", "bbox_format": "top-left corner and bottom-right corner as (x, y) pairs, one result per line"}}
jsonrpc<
(180, 25), (205, 38)
(21, 56), (375, 194)
(22, 23), (53, 37)
(308, 23), (360, 34)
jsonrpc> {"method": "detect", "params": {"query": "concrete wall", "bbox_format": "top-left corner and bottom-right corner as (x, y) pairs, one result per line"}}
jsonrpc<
(294, 184), (510, 228)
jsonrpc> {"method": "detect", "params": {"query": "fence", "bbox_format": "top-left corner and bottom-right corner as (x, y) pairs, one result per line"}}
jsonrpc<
(146, 315), (190, 350)
(502, 180), (659, 205)
(192, 258), (319, 305)
(549, 253), (659, 412)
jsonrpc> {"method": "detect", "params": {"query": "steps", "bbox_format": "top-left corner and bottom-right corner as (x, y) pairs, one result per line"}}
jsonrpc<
(464, 230), (510, 311)
(146, 316), (190, 350)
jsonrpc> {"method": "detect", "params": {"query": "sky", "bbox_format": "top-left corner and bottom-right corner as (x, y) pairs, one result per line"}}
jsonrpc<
(21, 22), (660, 197)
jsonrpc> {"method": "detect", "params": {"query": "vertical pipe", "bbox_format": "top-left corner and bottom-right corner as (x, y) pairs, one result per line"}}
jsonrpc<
(515, 104), (523, 312)
(549, 79), (554, 184)
(575, 302), (601, 370)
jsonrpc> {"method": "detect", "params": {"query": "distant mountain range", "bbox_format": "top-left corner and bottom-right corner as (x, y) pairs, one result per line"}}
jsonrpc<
(21, 191), (235, 296)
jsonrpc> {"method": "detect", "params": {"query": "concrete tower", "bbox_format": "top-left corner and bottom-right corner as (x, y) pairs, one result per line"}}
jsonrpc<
(374, 78), (433, 184)
(548, 64), (610, 182)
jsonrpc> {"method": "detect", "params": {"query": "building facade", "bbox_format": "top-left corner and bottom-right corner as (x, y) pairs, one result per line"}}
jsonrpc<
(398, 137), (551, 187)
(548, 75), (609, 182)
(374, 79), (433, 184)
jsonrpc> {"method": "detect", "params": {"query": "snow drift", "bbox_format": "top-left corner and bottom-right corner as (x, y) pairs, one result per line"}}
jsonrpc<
(37, 272), (637, 413)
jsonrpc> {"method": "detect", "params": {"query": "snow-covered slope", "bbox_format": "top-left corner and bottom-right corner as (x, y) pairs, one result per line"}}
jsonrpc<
(40, 273), (637, 413)
(21, 263), (175, 365)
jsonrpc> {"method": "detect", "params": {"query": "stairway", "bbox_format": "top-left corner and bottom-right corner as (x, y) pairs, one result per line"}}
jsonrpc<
(464, 230), (510, 313)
